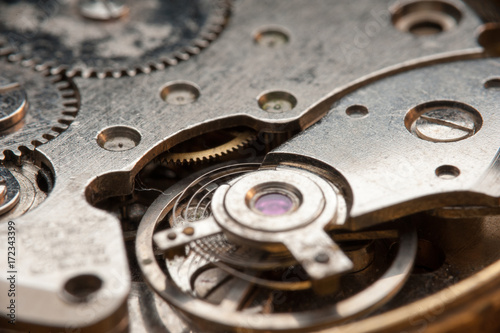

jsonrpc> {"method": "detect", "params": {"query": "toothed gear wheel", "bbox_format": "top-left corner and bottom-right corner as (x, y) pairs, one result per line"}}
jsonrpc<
(0, 58), (79, 161)
(0, 0), (231, 78)
(163, 129), (256, 165)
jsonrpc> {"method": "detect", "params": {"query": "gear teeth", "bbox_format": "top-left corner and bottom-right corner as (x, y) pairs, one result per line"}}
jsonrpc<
(202, 32), (218, 41)
(60, 90), (75, 98)
(63, 107), (79, 116)
(62, 98), (79, 107)
(126, 69), (138, 77)
(66, 68), (80, 78)
(0, 0), (232, 79)
(34, 63), (50, 72)
(0, 57), (79, 161)
(161, 57), (178, 66)
(194, 39), (210, 48)
(50, 65), (67, 76)
(163, 130), (257, 166)
(174, 51), (191, 61)
(0, 47), (12, 56)
(7, 53), (22, 62)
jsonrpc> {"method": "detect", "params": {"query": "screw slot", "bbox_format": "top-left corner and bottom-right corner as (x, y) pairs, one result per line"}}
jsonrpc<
(160, 81), (200, 105)
(63, 274), (103, 302)
(435, 165), (460, 179)
(392, 0), (462, 36)
(258, 91), (297, 113)
(97, 125), (141, 151)
(404, 101), (482, 142)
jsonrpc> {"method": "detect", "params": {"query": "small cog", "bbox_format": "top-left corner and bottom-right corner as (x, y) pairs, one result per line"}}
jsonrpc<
(162, 128), (257, 166)
(0, 0), (231, 78)
(0, 58), (79, 161)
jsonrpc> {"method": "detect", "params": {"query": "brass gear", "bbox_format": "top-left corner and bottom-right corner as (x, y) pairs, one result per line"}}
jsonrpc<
(162, 128), (256, 166)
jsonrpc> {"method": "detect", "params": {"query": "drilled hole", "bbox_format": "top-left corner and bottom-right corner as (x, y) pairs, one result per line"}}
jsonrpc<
(97, 125), (141, 151)
(346, 105), (369, 118)
(435, 165), (460, 179)
(392, 1), (462, 35)
(484, 78), (500, 89)
(160, 81), (200, 105)
(254, 27), (290, 47)
(409, 21), (443, 35)
(258, 91), (297, 113)
(63, 274), (102, 302)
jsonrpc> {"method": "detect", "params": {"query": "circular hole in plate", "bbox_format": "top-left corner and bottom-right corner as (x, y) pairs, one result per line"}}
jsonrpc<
(392, 1), (462, 35)
(435, 165), (460, 179)
(346, 105), (369, 118)
(258, 91), (297, 113)
(97, 125), (141, 151)
(484, 78), (500, 89)
(160, 81), (200, 105)
(63, 274), (103, 302)
(254, 27), (290, 47)
(409, 20), (444, 35)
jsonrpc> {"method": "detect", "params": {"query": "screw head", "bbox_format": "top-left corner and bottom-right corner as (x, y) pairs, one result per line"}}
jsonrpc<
(405, 101), (482, 143)
(415, 109), (476, 142)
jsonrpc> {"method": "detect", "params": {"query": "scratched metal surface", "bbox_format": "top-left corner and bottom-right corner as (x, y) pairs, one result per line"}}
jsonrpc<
(0, 0), (498, 332)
